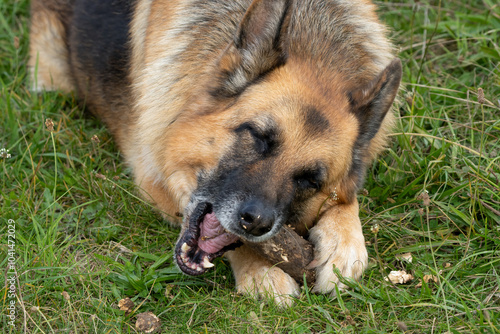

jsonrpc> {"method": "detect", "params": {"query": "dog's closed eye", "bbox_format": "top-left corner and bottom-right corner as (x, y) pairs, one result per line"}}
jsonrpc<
(235, 122), (278, 157)
(294, 170), (323, 191)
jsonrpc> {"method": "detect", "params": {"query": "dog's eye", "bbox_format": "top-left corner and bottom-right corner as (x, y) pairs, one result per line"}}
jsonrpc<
(235, 123), (276, 156)
(295, 171), (322, 190)
(251, 129), (273, 155)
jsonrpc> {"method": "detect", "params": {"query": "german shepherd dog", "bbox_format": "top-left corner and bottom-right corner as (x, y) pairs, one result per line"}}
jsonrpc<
(30, 0), (401, 305)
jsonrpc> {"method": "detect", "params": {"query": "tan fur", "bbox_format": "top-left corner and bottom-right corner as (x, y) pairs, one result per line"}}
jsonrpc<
(308, 200), (368, 294)
(29, 0), (74, 92)
(30, 0), (401, 306)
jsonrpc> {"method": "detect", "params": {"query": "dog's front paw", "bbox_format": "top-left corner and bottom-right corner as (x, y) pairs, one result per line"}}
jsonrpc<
(225, 246), (300, 307)
(236, 264), (300, 307)
(308, 204), (368, 295)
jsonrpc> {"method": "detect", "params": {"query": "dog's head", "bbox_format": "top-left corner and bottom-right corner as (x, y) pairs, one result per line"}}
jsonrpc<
(166, 0), (402, 275)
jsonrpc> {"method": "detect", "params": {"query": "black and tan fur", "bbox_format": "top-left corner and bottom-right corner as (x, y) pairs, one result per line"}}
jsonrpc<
(30, 0), (402, 306)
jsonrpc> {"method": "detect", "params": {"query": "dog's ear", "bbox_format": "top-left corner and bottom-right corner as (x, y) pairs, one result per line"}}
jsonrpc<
(348, 58), (402, 144)
(338, 59), (402, 203)
(210, 0), (290, 98)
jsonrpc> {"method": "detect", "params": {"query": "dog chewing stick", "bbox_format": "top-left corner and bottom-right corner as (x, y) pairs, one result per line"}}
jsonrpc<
(245, 225), (315, 284)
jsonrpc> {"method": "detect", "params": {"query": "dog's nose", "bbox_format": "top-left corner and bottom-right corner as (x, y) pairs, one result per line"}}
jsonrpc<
(239, 201), (273, 236)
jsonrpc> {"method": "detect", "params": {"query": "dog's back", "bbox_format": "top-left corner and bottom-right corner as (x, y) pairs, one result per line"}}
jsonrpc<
(30, 0), (135, 144)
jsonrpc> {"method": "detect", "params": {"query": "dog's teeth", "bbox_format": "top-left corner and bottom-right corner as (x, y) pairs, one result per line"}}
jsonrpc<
(181, 242), (191, 253)
(196, 266), (203, 272)
(203, 257), (214, 268)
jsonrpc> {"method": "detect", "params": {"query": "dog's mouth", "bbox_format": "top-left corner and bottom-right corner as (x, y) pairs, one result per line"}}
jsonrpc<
(175, 202), (241, 275)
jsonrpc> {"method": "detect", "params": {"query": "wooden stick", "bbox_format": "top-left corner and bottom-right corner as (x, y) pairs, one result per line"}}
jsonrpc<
(245, 225), (315, 284)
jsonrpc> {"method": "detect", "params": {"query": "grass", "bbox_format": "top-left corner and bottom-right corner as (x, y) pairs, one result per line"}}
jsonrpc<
(1, 0), (499, 333)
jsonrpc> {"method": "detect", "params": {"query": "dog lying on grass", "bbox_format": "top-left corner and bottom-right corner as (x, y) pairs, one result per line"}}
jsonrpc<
(30, 0), (401, 306)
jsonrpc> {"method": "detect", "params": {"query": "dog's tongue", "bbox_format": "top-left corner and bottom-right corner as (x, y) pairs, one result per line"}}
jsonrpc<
(198, 213), (239, 254)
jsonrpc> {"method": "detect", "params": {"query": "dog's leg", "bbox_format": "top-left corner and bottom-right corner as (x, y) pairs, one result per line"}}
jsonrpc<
(29, 0), (74, 92)
(308, 199), (368, 295)
(225, 245), (300, 307)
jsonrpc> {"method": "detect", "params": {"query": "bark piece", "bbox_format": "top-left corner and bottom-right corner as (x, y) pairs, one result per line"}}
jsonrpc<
(245, 224), (315, 284)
